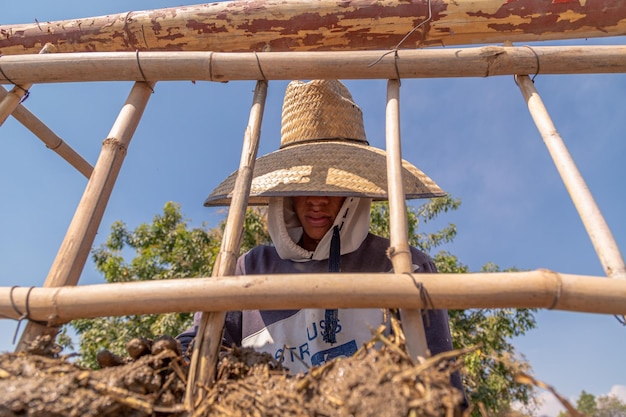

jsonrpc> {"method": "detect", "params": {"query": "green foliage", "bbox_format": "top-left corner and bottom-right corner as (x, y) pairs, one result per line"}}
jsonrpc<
(578, 391), (600, 416)
(559, 391), (626, 417)
(66, 202), (269, 368)
(596, 394), (626, 417)
(370, 196), (460, 252)
(371, 197), (538, 416)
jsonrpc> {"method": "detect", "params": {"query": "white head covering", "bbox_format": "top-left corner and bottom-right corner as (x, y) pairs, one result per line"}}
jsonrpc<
(267, 196), (372, 261)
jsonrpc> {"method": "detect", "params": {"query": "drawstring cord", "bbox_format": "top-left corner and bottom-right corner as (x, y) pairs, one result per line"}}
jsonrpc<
(322, 225), (341, 344)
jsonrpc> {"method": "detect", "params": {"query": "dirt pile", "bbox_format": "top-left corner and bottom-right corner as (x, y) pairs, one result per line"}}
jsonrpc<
(0, 330), (466, 417)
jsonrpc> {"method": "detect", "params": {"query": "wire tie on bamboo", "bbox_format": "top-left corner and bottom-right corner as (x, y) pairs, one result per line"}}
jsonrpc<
(367, 0), (432, 73)
(208, 51), (215, 82)
(0, 56), (30, 103)
(513, 46), (541, 87)
(254, 51), (268, 82)
(523, 45), (541, 82)
(406, 274), (435, 327)
(9, 286), (42, 344)
(547, 270), (563, 310)
(135, 51), (154, 93)
(386, 246), (412, 260)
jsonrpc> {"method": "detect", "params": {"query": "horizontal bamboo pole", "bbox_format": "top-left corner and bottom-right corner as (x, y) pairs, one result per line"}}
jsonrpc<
(1, 0), (625, 55)
(0, 86), (93, 179)
(1, 271), (625, 325)
(0, 46), (625, 85)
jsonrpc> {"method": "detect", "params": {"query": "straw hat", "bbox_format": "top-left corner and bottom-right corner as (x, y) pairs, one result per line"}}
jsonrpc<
(205, 80), (445, 206)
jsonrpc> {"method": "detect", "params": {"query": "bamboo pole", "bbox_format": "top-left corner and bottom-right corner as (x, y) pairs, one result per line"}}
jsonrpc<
(1, 46), (626, 85)
(186, 81), (267, 409)
(2, 271), (625, 322)
(385, 79), (430, 360)
(516, 74), (626, 322)
(516, 75), (626, 281)
(0, 44), (54, 126)
(1, 0), (625, 55)
(15, 81), (155, 353)
(0, 86), (93, 179)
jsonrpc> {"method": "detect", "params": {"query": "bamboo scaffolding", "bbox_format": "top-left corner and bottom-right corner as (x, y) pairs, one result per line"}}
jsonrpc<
(0, 86), (93, 179)
(517, 75), (626, 280)
(0, 44), (54, 126)
(15, 81), (155, 353)
(385, 79), (430, 360)
(1, 46), (626, 85)
(1, 0), (625, 55)
(2, 271), (625, 323)
(187, 81), (267, 408)
(516, 74), (626, 320)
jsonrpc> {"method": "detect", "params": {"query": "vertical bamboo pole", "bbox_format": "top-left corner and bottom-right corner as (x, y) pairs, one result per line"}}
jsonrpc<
(0, 43), (54, 126)
(516, 75), (625, 318)
(385, 79), (430, 360)
(16, 81), (155, 352)
(186, 80), (268, 410)
(0, 86), (94, 179)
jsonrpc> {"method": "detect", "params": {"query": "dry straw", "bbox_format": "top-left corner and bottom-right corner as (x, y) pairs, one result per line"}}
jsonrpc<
(205, 80), (444, 205)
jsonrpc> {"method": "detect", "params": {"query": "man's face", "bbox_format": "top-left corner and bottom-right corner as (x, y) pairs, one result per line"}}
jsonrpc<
(292, 196), (346, 250)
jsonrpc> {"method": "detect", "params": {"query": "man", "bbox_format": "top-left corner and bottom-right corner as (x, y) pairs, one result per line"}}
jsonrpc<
(178, 80), (463, 396)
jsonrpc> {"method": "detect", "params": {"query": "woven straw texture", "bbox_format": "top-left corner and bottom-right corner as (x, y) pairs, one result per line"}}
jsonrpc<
(205, 141), (445, 206)
(205, 79), (445, 206)
(280, 80), (367, 147)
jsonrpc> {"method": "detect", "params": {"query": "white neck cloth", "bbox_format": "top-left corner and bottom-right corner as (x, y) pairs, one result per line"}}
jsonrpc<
(267, 196), (372, 262)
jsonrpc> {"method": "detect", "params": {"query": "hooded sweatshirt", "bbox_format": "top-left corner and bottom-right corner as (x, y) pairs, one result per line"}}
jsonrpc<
(177, 197), (461, 380)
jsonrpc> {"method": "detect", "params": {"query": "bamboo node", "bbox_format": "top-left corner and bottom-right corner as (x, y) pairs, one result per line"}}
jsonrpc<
(541, 269), (563, 310)
(103, 137), (128, 153)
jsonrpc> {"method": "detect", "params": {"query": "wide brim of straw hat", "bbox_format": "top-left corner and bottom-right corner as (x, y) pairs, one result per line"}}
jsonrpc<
(204, 140), (445, 206)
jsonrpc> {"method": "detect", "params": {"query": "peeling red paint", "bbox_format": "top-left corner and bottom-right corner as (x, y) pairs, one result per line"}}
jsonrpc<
(0, 0), (625, 54)
(468, 0), (626, 36)
(186, 19), (229, 34)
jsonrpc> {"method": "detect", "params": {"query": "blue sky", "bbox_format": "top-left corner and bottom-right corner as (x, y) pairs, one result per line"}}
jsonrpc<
(2, 2), (625, 414)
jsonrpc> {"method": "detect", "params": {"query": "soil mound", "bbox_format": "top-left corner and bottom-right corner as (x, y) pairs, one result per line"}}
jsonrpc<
(0, 331), (466, 417)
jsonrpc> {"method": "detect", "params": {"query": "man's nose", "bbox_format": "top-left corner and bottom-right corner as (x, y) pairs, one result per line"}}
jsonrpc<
(306, 196), (329, 206)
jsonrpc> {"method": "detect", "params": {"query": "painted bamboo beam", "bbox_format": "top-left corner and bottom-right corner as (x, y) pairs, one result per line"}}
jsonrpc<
(2, 271), (625, 324)
(15, 81), (154, 353)
(0, 86), (93, 179)
(1, 46), (625, 86)
(1, 0), (625, 55)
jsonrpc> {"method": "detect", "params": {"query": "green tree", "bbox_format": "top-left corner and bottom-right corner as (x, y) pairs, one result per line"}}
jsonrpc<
(577, 391), (600, 416)
(371, 198), (537, 416)
(63, 201), (269, 368)
(559, 391), (626, 417)
(597, 394), (626, 417)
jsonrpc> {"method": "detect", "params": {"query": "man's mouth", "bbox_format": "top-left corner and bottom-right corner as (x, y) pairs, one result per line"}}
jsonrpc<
(305, 214), (331, 227)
